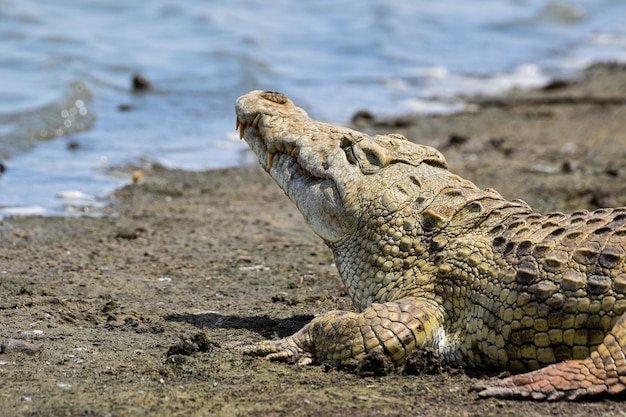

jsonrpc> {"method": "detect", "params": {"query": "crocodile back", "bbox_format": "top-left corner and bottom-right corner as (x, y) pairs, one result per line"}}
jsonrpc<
(493, 207), (626, 301)
(464, 207), (626, 371)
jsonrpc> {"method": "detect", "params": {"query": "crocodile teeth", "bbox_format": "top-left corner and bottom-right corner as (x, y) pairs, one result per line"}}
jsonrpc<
(252, 114), (261, 129)
(268, 151), (275, 169)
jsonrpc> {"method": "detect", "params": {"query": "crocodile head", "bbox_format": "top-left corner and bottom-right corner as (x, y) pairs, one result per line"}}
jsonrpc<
(235, 90), (449, 244)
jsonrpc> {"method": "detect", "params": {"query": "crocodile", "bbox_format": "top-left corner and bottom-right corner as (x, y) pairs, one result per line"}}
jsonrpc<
(234, 90), (626, 401)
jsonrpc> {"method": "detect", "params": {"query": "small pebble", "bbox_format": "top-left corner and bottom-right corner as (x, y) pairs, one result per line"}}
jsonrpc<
(239, 265), (270, 271)
(115, 226), (147, 239)
(351, 109), (375, 124)
(541, 79), (573, 91)
(132, 74), (152, 92)
(132, 170), (144, 184)
(446, 133), (469, 147)
(21, 330), (43, 336)
(118, 103), (133, 111)
(1, 338), (40, 355)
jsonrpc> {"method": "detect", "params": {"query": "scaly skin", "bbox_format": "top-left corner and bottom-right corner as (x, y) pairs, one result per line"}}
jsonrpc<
(235, 90), (626, 401)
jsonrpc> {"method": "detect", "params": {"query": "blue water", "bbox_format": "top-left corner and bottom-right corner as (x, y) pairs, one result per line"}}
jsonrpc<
(1, 0), (625, 215)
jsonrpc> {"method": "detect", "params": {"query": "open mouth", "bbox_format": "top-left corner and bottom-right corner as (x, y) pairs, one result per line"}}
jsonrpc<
(236, 114), (295, 171)
(235, 114), (322, 184)
(234, 95), (351, 242)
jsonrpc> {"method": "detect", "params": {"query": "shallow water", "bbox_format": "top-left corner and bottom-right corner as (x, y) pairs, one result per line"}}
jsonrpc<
(1, 0), (625, 215)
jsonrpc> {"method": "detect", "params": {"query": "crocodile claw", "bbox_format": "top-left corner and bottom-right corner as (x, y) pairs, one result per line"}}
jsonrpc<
(241, 337), (311, 365)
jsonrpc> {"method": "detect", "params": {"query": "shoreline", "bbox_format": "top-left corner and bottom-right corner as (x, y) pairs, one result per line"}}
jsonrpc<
(1, 62), (626, 416)
(353, 61), (626, 213)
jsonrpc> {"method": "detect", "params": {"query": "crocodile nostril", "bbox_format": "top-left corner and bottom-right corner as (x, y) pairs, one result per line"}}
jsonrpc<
(261, 91), (288, 104)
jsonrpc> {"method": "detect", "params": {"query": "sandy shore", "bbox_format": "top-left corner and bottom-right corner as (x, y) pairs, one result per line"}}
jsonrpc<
(1, 63), (626, 416)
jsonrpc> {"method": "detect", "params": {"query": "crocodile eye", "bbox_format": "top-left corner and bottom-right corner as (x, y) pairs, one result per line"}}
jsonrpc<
(261, 91), (288, 104)
(340, 136), (357, 165)
(340, 134), (387, 173)
(341, 141), (358, 166)
(352, 146), (386, 174)
(362, 148), (383, 168)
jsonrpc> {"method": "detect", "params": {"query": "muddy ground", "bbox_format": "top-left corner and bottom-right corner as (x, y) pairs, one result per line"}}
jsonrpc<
(1, 63), (626, 416)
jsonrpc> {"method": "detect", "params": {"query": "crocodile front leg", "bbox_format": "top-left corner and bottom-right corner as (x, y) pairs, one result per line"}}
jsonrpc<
(475, 313), (626, 401)
(242, 297), (443, 367)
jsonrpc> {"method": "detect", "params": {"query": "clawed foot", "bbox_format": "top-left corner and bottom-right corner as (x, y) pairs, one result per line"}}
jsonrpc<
(473, 359), (609, 401)
(241, 337), (313, 366)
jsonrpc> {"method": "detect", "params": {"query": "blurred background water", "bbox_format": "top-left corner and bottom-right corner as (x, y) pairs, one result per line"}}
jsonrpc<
(1, 0), (625, 216)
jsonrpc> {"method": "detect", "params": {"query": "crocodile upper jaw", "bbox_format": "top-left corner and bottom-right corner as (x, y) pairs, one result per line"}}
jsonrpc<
(235, 91), (354, 243)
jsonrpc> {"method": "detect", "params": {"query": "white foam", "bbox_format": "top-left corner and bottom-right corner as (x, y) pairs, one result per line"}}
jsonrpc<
(404, 98), (469, 115)
(404, 64), (549, 115)
(56, 190), (94, 201)
(587, 32), (626, 47)
(0, 206), (46, 216)
(409, 66), (449, 80)
(459, 64), (549, 95)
